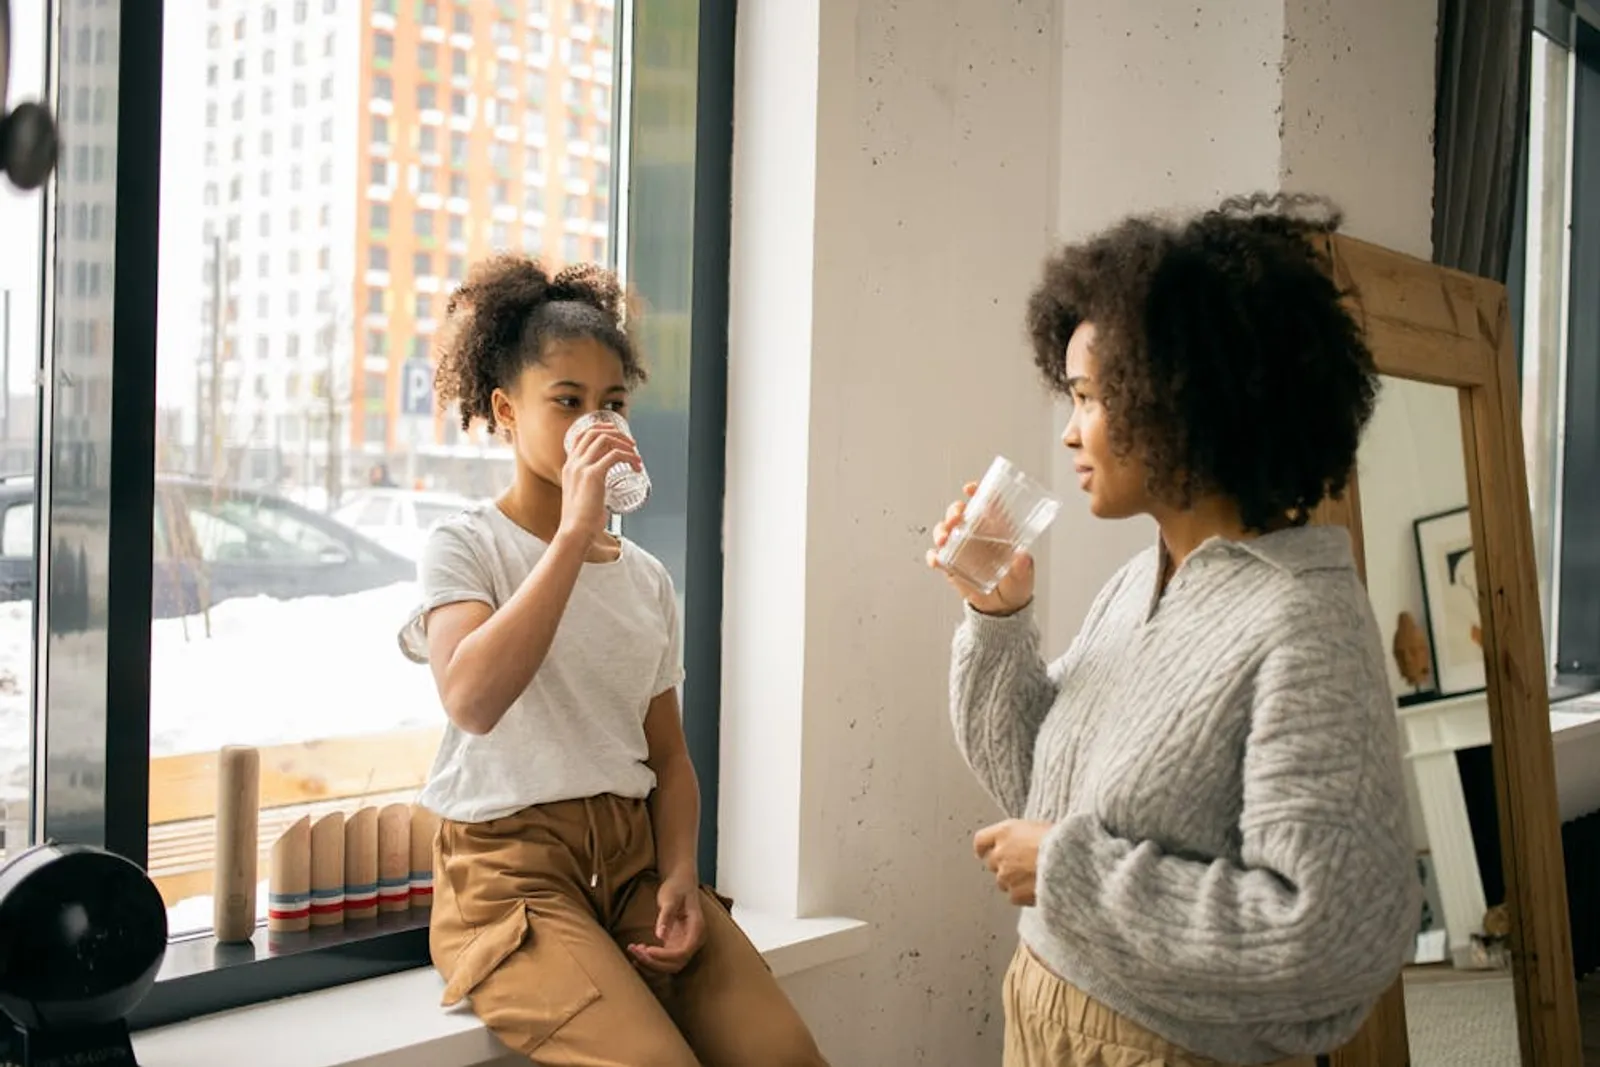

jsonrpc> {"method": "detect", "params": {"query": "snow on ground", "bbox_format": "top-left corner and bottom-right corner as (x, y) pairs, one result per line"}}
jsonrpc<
(0, 582), (444, 796)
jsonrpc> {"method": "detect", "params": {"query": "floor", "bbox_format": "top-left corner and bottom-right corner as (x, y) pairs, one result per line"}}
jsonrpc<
(1400, 967), (1600, 1065)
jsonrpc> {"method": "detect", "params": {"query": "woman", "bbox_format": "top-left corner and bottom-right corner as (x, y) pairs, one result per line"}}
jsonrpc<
(399, 256), (826, 1066)
(928, 195), (1419, 1066)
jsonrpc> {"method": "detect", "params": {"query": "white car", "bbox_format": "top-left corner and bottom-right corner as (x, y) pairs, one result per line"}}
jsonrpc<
(334, 489), (477, 560)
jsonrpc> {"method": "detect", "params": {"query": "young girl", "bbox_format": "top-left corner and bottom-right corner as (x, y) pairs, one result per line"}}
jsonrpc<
(399, 256), (827, 1066)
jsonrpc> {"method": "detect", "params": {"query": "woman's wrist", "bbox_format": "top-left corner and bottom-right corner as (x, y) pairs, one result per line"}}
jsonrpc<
(969, 596), (1033, 619)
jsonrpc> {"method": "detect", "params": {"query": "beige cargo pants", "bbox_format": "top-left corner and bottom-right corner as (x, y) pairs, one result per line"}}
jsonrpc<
(1003, 945), (1321, 1067)
(431, 793), (828, 1066)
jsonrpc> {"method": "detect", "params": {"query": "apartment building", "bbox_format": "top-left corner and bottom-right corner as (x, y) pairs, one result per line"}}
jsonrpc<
(197, 0), (615, 499)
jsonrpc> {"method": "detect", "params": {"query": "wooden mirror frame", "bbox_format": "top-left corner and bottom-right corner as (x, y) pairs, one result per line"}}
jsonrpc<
(1309, 234), (1581, 1065)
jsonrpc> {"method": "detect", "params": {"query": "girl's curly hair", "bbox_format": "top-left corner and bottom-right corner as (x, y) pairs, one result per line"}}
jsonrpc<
(1025, 192), (1379, 530)
(434, 256), (646, 433)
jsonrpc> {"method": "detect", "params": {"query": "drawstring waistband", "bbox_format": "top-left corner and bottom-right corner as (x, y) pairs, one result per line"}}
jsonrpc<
(582, 797), (600, 891)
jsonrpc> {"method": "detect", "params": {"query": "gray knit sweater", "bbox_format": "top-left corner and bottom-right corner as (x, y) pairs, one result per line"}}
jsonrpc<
(951, 525), (1420, 1063)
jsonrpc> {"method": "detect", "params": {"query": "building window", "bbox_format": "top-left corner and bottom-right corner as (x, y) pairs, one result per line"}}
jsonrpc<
(415, 210), (436, 238)
(1516, 16), (1600, 695)
(419, 43), (438, 70)
(418, 84), (438, 111)
(371, 202), (390, 232)
(416, 294), (433, 319)
(374, 74), (392, 101)
(414, 252), (433, 277)
(372, 116), (390, 145)
(450, 174), (469, 199)
(453, 51), (468, 79)
(453, 8), (471, 34)
(374, 33), (395, 62)
(369, 245), (389, 271)
(449, 215), (465, 243)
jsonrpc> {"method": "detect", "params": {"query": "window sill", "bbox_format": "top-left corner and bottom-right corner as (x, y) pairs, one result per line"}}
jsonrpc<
(131, 910), (869, 1067)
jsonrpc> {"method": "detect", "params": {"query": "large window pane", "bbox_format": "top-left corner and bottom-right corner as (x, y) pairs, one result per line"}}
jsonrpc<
(1520, 30), (1576, 670)
(0, 0), (48, 863)
(154, 0), (623, 937)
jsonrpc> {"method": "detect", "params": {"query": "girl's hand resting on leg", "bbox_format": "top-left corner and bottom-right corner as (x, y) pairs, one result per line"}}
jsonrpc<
(627, 875), (707, 975)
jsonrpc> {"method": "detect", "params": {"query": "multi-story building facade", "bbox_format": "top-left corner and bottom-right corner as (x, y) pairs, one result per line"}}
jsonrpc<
(194, 0), (615, 502)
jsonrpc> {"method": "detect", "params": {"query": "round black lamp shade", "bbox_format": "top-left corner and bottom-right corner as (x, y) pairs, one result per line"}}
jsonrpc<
(0, 843), (167, 1030)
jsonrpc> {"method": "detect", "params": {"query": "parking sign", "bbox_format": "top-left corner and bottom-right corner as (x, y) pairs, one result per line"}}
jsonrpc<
(402, 359), (433, 417)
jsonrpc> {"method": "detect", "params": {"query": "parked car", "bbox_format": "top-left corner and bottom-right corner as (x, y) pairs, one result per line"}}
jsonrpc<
(0, 475), (416, 618)
(332, 488), (476, 560)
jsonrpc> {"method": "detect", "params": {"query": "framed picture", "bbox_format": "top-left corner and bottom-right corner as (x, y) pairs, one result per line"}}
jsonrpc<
(1413, 506), (1487, 698)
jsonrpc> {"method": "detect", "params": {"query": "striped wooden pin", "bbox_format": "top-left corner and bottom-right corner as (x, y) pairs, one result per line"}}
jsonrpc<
(377, 804), (412, 914)
(343, 807), (379, 921)
(309, 812), (346, 927)
(267, 815), (312, 934)
(409, 805), (438, 910)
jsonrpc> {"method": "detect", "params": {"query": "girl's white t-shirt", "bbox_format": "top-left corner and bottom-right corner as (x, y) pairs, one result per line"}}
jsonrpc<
(398, 502), (684, 823)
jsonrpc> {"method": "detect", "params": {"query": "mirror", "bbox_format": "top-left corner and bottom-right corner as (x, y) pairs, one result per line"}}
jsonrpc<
(1310, 235), (1580, 1067)
(1356, 376), (1522, 1064)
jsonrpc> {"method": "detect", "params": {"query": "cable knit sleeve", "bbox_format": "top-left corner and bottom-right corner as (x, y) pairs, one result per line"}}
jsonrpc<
(1030, 598), (1421, 1027)
(949, 564), (1134, 816)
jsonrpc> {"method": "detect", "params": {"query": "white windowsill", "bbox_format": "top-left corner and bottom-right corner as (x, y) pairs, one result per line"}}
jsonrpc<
(133, 910), (869, 1067)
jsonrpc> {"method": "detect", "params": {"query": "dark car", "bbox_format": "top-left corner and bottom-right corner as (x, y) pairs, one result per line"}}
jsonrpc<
(0, 475), (416, 619)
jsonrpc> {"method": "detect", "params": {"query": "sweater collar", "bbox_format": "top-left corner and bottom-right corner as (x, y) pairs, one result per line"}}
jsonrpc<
(1160, 523), (1356, 578)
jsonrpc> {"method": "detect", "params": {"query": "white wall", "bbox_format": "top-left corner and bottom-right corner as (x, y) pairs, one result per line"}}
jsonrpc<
(724, 0), (1057, 1062)
(724, 1), (1441, 1064)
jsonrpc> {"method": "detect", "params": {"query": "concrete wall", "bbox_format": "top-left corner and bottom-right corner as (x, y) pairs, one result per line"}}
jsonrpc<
(723, 1), (1441, 1063)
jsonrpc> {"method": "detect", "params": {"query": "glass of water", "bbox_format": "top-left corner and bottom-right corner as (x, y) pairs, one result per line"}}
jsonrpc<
(936, 456), (1061, 594)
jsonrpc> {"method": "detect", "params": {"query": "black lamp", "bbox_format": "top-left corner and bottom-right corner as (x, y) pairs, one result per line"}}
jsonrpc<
(0, 0), (61, 192)
(0, 842), (168, 1067)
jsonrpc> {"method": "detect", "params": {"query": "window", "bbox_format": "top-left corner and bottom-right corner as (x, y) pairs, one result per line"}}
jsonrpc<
(418, 84), (438, 111)
(108, 0), (722, 1027)
(413, 252), (433, 277)
(1516, 13), (1600, 697)
(420, 127), (439, 156)
(451, 132), (468, 165)
(374, 33), (394, 62)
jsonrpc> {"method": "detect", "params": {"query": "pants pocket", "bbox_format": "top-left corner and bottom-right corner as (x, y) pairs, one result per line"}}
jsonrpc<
(439, 901), (603, 1055)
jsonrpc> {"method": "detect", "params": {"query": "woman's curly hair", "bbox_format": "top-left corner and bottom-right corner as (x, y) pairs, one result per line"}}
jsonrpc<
(434, 255), (646, 433)
(1026, 192), (1379, 531)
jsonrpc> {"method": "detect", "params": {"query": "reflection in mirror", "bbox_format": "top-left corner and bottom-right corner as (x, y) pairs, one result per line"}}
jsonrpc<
(1356, 377), (1522, 1064)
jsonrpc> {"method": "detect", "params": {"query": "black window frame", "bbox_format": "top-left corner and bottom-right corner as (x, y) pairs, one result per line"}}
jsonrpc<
(1554, 14), (1600, 694)
(29, 0), (735, 1031)
(1509, 1), (1600, 700)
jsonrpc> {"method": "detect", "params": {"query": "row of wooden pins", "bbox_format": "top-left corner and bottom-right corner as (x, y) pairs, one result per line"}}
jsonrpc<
(268, 803), (439, 933)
